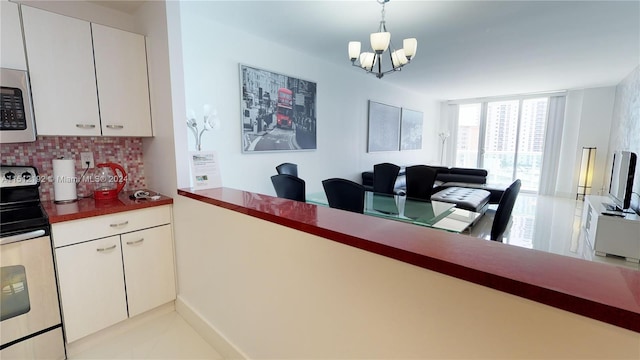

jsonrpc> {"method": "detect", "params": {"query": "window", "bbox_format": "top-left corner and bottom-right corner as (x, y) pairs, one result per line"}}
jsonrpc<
(454, 97), (549, 192)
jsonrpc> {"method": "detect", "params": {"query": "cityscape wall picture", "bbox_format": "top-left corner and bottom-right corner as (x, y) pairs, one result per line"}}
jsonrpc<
(239, 64), (317, 153)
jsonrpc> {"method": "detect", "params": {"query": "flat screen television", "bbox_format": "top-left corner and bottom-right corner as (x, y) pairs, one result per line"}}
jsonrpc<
(607, 150), (637, 211)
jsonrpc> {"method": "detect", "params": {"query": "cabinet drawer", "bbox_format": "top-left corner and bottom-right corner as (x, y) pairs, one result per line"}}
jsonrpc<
(52, 205), (171, 247)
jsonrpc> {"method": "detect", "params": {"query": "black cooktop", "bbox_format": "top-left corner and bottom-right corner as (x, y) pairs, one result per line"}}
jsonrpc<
(0, 165), (49, 237)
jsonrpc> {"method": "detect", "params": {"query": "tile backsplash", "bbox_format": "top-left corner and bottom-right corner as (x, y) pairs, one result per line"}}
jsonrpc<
(1, 136), (146, 201)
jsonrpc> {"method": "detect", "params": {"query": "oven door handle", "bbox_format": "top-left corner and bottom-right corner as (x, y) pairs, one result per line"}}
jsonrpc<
(0, 229), (46, 245)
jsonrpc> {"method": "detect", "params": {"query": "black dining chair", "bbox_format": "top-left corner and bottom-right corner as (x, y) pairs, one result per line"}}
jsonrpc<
(275, 162), (298, 177)
(405, 165), (438, 201)
(271, 174), (305, 202)
(373, 162), (400, 195)
(490, 179), (522, 242)
(321, 178), (365, 214)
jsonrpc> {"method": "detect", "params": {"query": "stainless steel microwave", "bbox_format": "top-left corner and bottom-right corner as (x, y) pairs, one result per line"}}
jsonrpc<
(1, 68), (36, 143)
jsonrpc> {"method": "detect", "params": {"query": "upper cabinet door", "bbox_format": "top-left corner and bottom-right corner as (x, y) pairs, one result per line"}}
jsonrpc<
(92, 24), (152, 137)
(1, 0), (27, 70)
(21, 6), (101, 136)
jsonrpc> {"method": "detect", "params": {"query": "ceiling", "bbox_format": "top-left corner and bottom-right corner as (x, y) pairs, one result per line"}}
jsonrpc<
(94, 0), (640, 100)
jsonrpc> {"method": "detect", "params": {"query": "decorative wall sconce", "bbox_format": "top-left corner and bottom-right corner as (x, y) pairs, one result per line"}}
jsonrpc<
(577, 147), (596, 200)
(186, 105), (220, 151)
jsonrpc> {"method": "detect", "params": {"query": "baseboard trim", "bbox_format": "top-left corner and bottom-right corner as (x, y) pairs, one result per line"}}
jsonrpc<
(175, 295), (247, 360)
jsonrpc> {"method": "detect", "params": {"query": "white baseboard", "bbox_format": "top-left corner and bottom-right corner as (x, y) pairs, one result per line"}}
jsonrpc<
(175, 295), (247, 360)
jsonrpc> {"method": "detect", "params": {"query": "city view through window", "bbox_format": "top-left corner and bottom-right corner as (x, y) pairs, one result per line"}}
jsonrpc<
(455, 98), (549, 192)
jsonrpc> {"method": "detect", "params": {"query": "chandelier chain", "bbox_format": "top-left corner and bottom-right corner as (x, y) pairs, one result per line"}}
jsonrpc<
(378, 1), (387, 33)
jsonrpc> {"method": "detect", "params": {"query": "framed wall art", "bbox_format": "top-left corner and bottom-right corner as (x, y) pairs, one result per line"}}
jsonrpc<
(400, 108), (424, 150)
(367, 100), (401, 152)
(240, 64), (317, 153)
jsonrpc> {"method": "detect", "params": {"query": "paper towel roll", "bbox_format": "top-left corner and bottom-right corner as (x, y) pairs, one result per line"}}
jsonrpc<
(53, 159), (77, 203)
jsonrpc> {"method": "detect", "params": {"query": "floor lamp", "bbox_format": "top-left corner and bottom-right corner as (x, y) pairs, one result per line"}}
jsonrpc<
(577, 147), (596, 200)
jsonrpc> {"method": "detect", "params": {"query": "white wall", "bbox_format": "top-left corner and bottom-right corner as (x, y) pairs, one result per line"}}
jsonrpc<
(177, 2), (440, 195)
(575, 87), (616, 195)
(135, 1), (179, 198)
(556, 86), (616, 197)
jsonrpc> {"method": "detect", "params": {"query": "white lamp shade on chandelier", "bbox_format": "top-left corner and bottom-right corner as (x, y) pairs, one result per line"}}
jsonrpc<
(348, 0), (417, 78)
(370, 32), (390, 53)
(403, 38), (417, 58)
(391, 49), (408, 68)
(348, 42), (361, 60)
(359, 52), (376, 70)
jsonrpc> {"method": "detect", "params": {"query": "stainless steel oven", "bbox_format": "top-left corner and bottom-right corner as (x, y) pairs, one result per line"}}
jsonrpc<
(0, 165), (65, 359)
(1, 68), (36, 143)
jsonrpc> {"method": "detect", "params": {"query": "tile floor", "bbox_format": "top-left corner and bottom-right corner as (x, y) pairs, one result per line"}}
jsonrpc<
(68, 310), (223, 359)
(469, 193), (639, 271)
(72, 194), (638, 359)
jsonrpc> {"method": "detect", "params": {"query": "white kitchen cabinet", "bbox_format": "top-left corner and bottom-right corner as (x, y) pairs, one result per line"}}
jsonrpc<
(21, 5), (153, 137)
(52, 205), (175, 343)
(21, 5), (101, 136)
(54, 236), (128, 343)
(92, 24), (152, 137)
(122, 225), (176, 317)
(1, 0), (27, 70)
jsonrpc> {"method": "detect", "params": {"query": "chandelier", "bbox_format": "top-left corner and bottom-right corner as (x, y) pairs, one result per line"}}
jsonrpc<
(348, 0), (417, 78)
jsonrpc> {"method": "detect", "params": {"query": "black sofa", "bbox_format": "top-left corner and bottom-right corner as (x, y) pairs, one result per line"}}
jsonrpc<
(362, 166), (487, 192)
(361, 166), (506, 209)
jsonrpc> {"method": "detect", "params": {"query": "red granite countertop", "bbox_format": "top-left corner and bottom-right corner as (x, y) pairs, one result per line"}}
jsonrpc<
(178, 187), (640, 333)
(43, 190), (173, 223)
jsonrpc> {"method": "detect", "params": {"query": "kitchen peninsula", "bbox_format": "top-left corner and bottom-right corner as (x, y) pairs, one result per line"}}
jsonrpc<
(174, 187), (639, 359)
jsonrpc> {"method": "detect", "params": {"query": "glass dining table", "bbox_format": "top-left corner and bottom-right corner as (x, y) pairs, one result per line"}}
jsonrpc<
(306, 191), (481, 233)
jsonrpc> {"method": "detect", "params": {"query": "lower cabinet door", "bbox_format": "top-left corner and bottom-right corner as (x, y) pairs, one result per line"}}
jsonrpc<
(121, 225), (176, 317)
(55, 236), (127, 343)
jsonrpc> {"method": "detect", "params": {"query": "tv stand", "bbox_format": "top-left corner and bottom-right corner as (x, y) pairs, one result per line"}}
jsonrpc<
(582, 195), (640, 263)
(603, 203), (623, 212)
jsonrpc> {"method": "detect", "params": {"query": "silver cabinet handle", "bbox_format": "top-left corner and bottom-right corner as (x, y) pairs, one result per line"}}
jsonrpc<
(96, 244), (117, 252)
(106, 124), (124, 129)
(126, 238), (144, 245)
(110, 221), (129, 228)
(76, 124), (96, 129)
